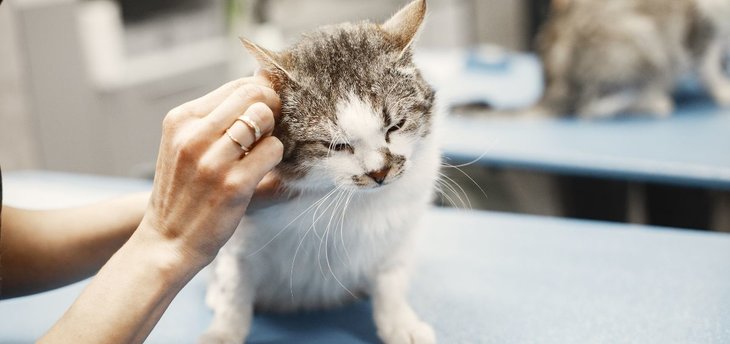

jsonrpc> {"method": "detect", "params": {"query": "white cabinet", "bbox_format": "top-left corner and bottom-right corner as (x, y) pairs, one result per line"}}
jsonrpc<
(13, 0), (230, 176)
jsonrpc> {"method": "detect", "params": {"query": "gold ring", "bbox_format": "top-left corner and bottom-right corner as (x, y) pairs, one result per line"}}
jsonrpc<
(236, 116), (262, 141)
(225, 129), (251, 153)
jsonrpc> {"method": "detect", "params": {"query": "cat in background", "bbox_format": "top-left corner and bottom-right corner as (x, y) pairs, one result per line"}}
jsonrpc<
(533, 0), (730, 118)
(201, 1), (439, 343)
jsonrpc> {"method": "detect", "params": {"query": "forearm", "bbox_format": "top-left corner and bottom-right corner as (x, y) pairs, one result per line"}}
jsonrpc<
(1, 192), (150, 298)
(39, 226), (207, 343)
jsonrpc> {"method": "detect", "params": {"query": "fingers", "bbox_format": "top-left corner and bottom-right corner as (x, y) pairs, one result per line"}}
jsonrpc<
(201, 83), (281, 136)
(161, 76), (277, 144)
(174, 76), (274, 119)
(231, 136), (284, 188)
(255, 172), (282, 195)
(207, 102), (277, 161)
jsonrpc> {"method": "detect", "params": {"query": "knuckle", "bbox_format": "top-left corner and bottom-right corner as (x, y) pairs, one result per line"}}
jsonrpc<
(174, 131), (208, 161)
(227, 78), (248, 89)
(247, 102), (275, 128)
(196, 159), (220, 181)
(221, 176), (245, 196)
(164, 106), (193, 128)
(233, 174), (257, 193)
(249, 101), (274, 116)
(176, 141), (200, 163)
(235, 84), (265, 102)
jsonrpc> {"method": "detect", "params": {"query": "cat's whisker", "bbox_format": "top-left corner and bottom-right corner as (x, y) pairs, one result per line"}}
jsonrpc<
(310, 186), (341, 240)
(437, 173), (467, 208)
(442, 151), (491, 169)
(337, 189), (355, 266)
(433, 182), (452, 207)
(435, 176), (466, 208)
(246, 186), (340, 258)
(332, 188), (353, 268)
(441, 161), (489, 201)
(434, 180), (460, 208)
(291, 186), (343, 300)
(438, 171), (473, 209)
(325, 190), (359, 299)
(321, 190), (358, 299)
(327, 188), (352, 268)
(327, 127), (338, 158)
(318, 189), (347, 279)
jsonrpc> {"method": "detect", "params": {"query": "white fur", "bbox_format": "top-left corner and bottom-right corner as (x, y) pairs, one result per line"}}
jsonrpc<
(336, 93), (389, 176)
(202, 94), (441, 344)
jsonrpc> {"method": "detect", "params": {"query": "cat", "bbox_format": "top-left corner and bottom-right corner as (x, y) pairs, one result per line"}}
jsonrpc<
(200, 1), (439, 343)
(533, 0), (730, 118)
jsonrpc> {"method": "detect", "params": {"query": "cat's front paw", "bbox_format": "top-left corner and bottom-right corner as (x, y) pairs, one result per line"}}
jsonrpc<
(377, 318), (436, 344)
(198, 330), (244, 344)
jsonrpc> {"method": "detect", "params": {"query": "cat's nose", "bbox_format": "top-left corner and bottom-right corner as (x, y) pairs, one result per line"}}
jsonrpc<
(367, 167), (391, 185)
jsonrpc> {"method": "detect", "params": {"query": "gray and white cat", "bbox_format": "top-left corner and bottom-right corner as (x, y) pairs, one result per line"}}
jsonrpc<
(201, 1), (439, 343)
(535, 0), (730, 118)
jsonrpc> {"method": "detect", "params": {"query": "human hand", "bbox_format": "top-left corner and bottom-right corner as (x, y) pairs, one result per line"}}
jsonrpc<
(139, 76), (283, 267)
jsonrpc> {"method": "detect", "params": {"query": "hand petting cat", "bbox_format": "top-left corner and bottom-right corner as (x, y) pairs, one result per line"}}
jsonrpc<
(139, 74), (285, 267)
(36, 75), (286, 343)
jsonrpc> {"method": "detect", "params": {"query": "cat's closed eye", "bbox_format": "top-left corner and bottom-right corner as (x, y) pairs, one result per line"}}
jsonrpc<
(321, 141), (354, 153)
(388, 118), (407, 133)
(386, 118), (407, 141)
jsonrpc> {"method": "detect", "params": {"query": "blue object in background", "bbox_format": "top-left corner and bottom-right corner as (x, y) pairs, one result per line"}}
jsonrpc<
(441, 97), (730, 190)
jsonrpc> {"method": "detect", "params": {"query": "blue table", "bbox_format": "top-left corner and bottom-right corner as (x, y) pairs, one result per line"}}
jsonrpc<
(2, 171), (730, 343)
(417, 48), (730, 190)
(441, 100), (730, 190)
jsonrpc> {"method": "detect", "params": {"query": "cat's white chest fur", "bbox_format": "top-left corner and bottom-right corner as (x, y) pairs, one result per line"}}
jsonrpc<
(209, 135), (440, 313)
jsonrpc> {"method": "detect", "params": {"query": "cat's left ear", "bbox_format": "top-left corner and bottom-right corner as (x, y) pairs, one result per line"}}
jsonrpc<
(240, 37), (297, 88)
(381, 0), (427, 56)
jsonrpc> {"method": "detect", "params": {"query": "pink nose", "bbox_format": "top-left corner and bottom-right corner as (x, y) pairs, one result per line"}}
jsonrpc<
(367, 167), (391, 185)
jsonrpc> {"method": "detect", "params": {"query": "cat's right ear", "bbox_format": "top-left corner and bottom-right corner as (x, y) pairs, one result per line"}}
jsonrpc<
(240, 37), (297, 87)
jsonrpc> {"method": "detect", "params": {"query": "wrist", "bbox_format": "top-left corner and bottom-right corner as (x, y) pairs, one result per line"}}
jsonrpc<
(127, 223), (213, 285)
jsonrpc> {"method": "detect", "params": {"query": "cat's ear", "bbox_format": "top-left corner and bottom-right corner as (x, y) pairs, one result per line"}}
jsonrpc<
(381, 0), (427, 55)
(240, 37), (297, 85)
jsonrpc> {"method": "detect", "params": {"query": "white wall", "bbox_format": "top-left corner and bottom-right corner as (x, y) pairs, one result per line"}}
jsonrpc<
(474, 0), (530, 51)
(0, 3), (39, 171)
(265, 0), (477, 48)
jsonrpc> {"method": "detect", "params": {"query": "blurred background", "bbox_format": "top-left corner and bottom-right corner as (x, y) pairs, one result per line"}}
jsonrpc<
(1, 0), (728, 232)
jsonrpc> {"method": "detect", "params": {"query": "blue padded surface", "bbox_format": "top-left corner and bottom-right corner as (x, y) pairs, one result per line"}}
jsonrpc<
(441, 99), (730, 189)
(2, 171), (730, 343)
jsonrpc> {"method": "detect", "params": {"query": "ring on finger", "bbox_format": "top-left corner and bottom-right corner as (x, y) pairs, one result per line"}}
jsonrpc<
(236, 115), (263, 141)
(225, 128), (251, 153)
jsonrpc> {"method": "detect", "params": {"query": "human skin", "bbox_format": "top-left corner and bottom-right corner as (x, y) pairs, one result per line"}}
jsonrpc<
(0, 74), (284, 343)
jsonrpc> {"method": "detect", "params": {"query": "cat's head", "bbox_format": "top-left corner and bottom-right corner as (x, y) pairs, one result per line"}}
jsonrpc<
(243, 0), (435, 192)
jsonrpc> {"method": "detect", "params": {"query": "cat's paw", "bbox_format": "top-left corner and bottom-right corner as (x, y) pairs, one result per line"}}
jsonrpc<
(377, 318), (436, 344)
(197, 330), (244, 344)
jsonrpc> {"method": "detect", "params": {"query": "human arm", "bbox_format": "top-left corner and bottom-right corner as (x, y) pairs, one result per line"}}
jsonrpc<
(0, 192), (149, 298)
(38, 75), (283, 343)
